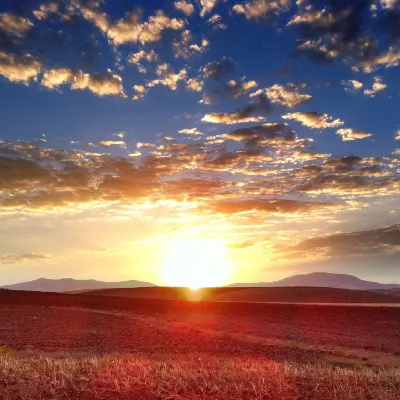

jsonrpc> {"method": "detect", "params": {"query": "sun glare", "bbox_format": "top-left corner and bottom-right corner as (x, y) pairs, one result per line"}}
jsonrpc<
(161, 238), (232, 289)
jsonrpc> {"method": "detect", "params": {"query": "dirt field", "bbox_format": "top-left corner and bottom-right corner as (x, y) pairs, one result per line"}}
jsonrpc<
(0, 290), (399, 365)
(0, 290), (399, 399)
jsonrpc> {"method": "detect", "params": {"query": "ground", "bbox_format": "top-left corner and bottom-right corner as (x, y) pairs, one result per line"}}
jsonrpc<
(0, 290), (399, 399)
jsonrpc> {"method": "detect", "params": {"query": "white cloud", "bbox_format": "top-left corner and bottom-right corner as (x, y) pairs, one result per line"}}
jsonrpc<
(174, 1), (195, 16)
(336, 128), (373, 141)
(200, 0), (218, 18)
(186, 77), (204, 92)
(98, 140), (126, 148)
(133, 84), (148, 100)
(283, 112), (344, 129)
(251, 83), (311, 108)
(0, 52), (42, 84)
(341, 80), (363, 92)
(202, 113), (265, 124)
(178, 128), (204, 135)
(41, 68), (75, 89)
(148, 64), (187, 91)
(395, 130), (400, 141)
(363, 76), (387, 97)
(233, 0), (291, 19)
(173, 30), (209, 59)
(33, 2), (60, 20)
(0, 13), (34, 36)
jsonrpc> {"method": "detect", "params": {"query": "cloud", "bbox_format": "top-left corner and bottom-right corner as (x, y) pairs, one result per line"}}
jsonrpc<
(283, 112), (344, 129)
(33, 2), (60, 20)
(41, 68), (75, 89)
(250, 83), (312, 108)
(186, 77), (204, 92)
(41, 68), (126, 98)
(233, 0), (291, 20)
(225, 123), (295, 144)
(210, 199), (334, 215)
(288, 0), (400, 72)
(109, 10), (185, 45)
(0, 13), (34, 36)
(178, 128), (204, 135)
(291, 224), (400, 259)
(148, 64), (187, 90)
(202, 77), (258, 104)
(0, 52), (42, 84)
(0, 253), (52, 264)
(395, 130), (400, 141)
(77, 3), (186, 46)
(174, 1), (195, 16)
(202, 57), (236, 81)
(128, 50), (159, 73)
(97, 140), (126, 148)
(336, 128), (373, 141)
(200, 0), (219, 18)
(363, 76), (387, 97)
(202, 95), (271, 124)
(133, 84), (148, 100)
(341, 80), (363, 92)
(172, 30), (209, 59)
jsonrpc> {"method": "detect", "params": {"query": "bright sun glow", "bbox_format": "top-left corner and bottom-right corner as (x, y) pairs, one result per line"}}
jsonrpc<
(161, 238), (232, 289)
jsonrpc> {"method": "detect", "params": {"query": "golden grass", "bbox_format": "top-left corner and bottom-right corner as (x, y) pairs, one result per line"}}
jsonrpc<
(0, 354), (399, 399)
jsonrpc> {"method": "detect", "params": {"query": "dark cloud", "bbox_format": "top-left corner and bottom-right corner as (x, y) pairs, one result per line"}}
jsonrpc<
(288, 0), (400, 71)
(291, 224), (400, 259)
(209, 198), (335, 215)
(201, 56), (236, 81)
(202, 95), (272, 124)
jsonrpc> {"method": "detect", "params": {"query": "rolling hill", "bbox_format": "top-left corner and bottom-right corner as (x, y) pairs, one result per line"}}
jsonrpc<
(0, 278), (156, 293)
(77, 286), (400, 304)
(228, 272), (400, 290)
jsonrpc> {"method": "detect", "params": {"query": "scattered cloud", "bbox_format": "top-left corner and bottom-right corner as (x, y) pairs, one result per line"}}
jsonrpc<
(202, 57), (236, 81)
(363, 76), (387, 97)
(283, 112), (344, 129)
(0, 13), (34, 36)
(41, 68), (126, 98)
(133, 84), (148, 100)
(250, 83), (312, 108)
(0, 53), (42, 84)
(200, 0), (219, 18)
(33, 2), (59, 20)
(0, 253), (52, 264)
(186, 77), (204, 92)
(97, 141), (126, 148)
(128, 50), (159, 73)
(173, 30), (209, 59)
(148, 64), (187, 90)
(202, 95), (271, 124)
(395, 130), (400, 141)
(174, 1), (195, 16)
(233, 0), (291, 20)
(336, 129), (373, 141)
(341, 80), (363, 92)
(178, 128), (204, 135)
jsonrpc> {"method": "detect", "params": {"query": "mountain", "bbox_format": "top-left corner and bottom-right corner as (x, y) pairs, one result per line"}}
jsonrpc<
(1, 278), (156, 293)
(228, 272), (400, 290)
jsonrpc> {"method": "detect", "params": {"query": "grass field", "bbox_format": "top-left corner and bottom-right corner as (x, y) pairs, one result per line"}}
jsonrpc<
(1, 354), (399, 400)
(0, 290), (399, 399)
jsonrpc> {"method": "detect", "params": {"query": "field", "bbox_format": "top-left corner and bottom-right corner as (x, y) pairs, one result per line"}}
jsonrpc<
(0, 289), (399, 399)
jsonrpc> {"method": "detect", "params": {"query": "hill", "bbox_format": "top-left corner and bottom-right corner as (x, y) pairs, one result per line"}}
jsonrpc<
(77, 286), (400, 304)
(0, 278), (156, 293)
(228, 272), (400, 290)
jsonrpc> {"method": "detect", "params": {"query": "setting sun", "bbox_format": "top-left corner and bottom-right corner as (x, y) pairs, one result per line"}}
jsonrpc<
(161, 238), (232, 289)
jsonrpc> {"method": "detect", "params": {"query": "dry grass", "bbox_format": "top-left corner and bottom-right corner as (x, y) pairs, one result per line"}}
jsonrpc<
(0, 354), (399, 400)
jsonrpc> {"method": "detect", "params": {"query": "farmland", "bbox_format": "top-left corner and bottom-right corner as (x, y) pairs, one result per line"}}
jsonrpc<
(0, 289), (399, 399)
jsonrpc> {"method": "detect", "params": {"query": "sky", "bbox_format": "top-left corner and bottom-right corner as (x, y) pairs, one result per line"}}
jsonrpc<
(0, 0), (399, 287)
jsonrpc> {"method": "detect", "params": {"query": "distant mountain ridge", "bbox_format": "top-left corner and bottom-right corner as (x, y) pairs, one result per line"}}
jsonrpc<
(1, 278), (156, 292)
(228, 272), (400, 290)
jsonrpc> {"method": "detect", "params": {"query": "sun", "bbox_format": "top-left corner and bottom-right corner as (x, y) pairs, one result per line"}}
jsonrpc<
(161, 238), (232, 289)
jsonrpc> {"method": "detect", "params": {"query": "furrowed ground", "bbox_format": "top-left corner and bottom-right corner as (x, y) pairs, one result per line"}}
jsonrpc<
(0, 290), (399, 399)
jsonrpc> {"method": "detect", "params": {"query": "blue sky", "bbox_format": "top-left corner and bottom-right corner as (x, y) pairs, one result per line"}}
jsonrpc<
(0, 0), (399, 286)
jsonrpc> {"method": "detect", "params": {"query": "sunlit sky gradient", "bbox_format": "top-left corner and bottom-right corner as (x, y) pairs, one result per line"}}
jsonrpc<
(0, 0), (399, 286)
